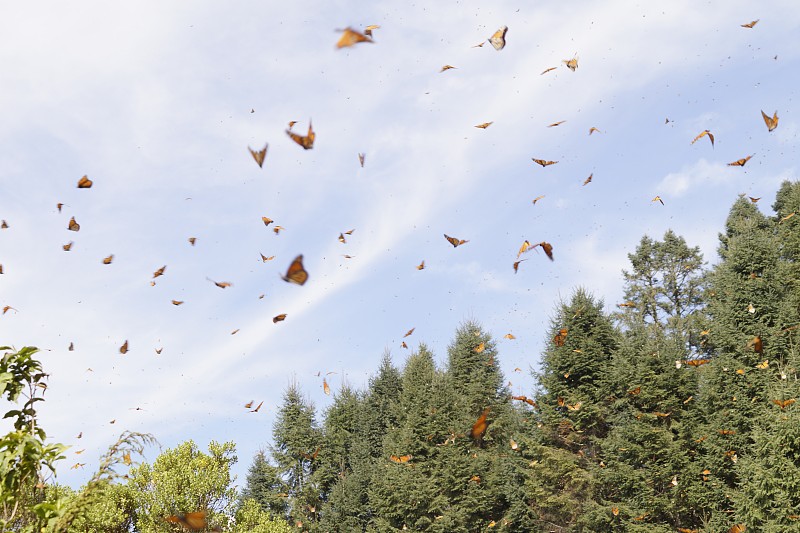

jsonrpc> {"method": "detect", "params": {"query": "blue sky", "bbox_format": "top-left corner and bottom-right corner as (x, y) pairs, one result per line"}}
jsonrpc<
(1, 0), (798, 489)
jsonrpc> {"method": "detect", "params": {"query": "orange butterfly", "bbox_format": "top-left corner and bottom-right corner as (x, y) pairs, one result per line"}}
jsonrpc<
(251, 401), (264, 413)
(206, 278), (232, 289)
(57, 202), (65, 212)
(504, 333), (516, 340)
(470, 407), (491, 442)
(628, 386), (641, 395)
(358, 153), (365, 167)
(262, 216), (273, 226)
(286, 121), (315, 149)
(474, 342), (485, 353)
(0, 220), (7, 229)
(171, 300), (184, 306)
(273, 314), (287, 323)
(748, 197), (760, 203)
(244, 401), (254, 409)
(364, 25), (380, 37)
(63, 242), (73, 251)
(761, 110), (779, 132)
(153, 266), (166, 278)
(389, 454), (413, 463)
(440, 64), (456, 72)
(513, 259), (527, 273)
(540, 66), (557, 75)
(532, 195), (545, 204)
(747, 336), (763, 354)
(474, 122), (493, 129)
(588, 127), (601, 135)
(729, 524), (746, 533)
(741, 19), (759, 28)
(336, 27), (373, 48)
(248, 144), (268, 168)
(691, 129), (715, 147)
(547, 120), (566, 127)
(583, 174), (593, 186)
(77, 175), (93, 188)
(188, 237), (196, 246)
(553, 328), (567, 347)
(781, 212), (796, 223)
(719, 429), (736, 435)
(260, 254), (275, 262)
(563, 56), (578, 71)
(611, 507), (619, 516)
(532, 158), (558, 167)
(728, 155), (752, 167)
(282, 255), (308, 285)
(164, 511), (213, 531)
(323, 379), (330, 395)
(416, 260), (425, 270)
(772, 398), (795, 409)
(68, 217), (80, 231)
(488, 26), (507, 50)
(102, 255), (114, 265)
(403, 328), (415, 338)
(401, 341), (408, 349)
(517, 240), (532, 258)
(119, 340), (129, 354)
(652, 195), (664, 205)
(677, 528), (698, 533)
(444, 234), (468, 247)
(536, 241), (554, 261)
(338, 233), (346, 244)
(512, 395), (537, 407)
(686, 359), (710, 366)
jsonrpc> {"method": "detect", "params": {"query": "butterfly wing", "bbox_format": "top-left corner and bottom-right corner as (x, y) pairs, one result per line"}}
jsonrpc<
(282, 255), (309, 285)
(488, 26), (507, 50)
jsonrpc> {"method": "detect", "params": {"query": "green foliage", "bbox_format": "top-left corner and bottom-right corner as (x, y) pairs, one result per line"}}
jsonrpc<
(233, 498), (292, 533)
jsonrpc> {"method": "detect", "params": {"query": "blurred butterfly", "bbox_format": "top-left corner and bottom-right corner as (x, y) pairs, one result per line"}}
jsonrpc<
(588, 127), (601, 135)
(401, 341), (408, 349)
(260, 254), (274, 262)
(747, 336), (763, 354)
(444, 234), (469, 247)
(504, 333), (516, 339)
(68, 342), (74, 351)
(77, 175), (93, 188)
(2, 305), (17, 315)
(470, 407), (491, 443)
(474, 122), (493, 129)
(155, 347), (163, 354)
(691, 129), (715, 147)
(286, 121), (315, 149)
(336, 27), (373, 48)
(416, 260), (425, 270)
(119, 340), (129, 354)
(729, 525), (746, 533)
(756, 359), (769, 369)
(728, 155), (752, 167)
(540, 66), (557, 75)
(553, 328), (568, 347)
(323, 379), (330, 395)
(364, 25), (380, 37)
(741, 19), (759, 28)
(171, 300), (184, 306)
(748, 197), (760, 203)
(474, 342), (485, 353)
(513, 259), (527, 273)
(532, 195), (545, 204)
(403, 328), (415, 338)
(611, 507), (619, 516)
(583, 174), (593, 186)
(719, 429), (736, 435)
(389, 454), (413, 463)
(781, 212), (796, 223)
(532, 158), (558, 167)
(652, 196), (664, 205)
(68, 217), (80, 231)
(206, 278), (232, 289)
(153, 266), (166, 278)
(102, 255), (114, 265)
(761, 110), (778, 132)
(772, 398), (795, 409)
(358, 153), (365, 167)
(547, 120), (566, 127)
(188, 237), (196, 246)
(338, 233), (346, 244)
(563, 56), (578, 71)
(567, 401), (582, 411)
(62, 241), (73, 251)
(628, 386), (641, 395)
(251, 401), (264, 412)
(517, 240), (532, 258)
(301, 446), (321, 460)
(164, 511), (210, 531)
(262, 216), (273, 227)
(282, 255), (308, 285)
(536, 241), (554, 261)
(0, 220), (7, 229)
(244, 401), (254, 409)
(677, 528), (698, 533)
(488, 26), (507, 50)
(248, 144), (268, 168)
(512, 395), (537, 407)
(686, 359), (710, 366)
(273, 314), (287, 323)
(272, 225), (284, 235)
(440, 64), (456, 72)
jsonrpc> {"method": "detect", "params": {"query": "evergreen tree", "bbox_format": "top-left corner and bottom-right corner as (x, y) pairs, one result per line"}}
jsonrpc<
(241, 450), (288, 519)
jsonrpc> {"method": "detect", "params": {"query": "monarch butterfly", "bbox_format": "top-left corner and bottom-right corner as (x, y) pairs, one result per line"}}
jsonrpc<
(540, 66), (557, 75)
(155, 347), (163, 354)
(260, 253), (274, 262)
(248, 144), (268, 168)
(389, 454), (413, 463)
(77, 175), (93, 188)
(251, 401), (264, 412)
(504, 333), (516, 340)
(772, 398), (796, 409)
(68, 217), (80, 231)
(474, 122), (493, 129)
(444, 234), (469, 247)
(583, 174), (593, 186)
(719, 429), (736, 435)
(553, 328), (568, 346)
(761, 110), (779, 132)
(282, 255), (308, 285)
(68, 342), (74, 351)
(400, 341), (408, 349)
(488, 26), (507, 50)
(171, 300), (183, 306)
(358, 153), (365, 167)
(517, 240), (532, 257)
(440, 64), (456, 72)
(474, 342), (485, 353)
(416, 260), (425, 270)
(652, 196), (664, 205)
(691, 129), (715, 147)
(338, 233), (346, 244)
(729, 524), (746, 533)
(102, 255), (113, 265)
(532, 195), (545, 204)
(740, 19), (758, 28)
(611, 507), (619, 516)
(364, 25), (380, 37)
(403, 328), (415, 338)
(781, 212), (796, 223)
(471, 407), (491, 443)
(336, 27), (373, 48)
(244, 401), (254, 409)
(513, 259), (526, 273)
(537, 241), (554, 261)
(748, 197), (760, 203)
(532, 158), (558, 167)
(512, 395), (537, 407)
(589, 127), (601, 135)
(677, 528), (698, 533)
(567, 401), (582, 411)
(563, 56), (578, 71)
(547, 120), (566, 127)
(206, 278), (232, 289)
(323, 379), (330, 395)
(747, 336), (763, 354)
(286, 121), (315, 149)
(273, 314), (287, 323)
(686, 358), (710, 367)
(153, 266), (166, 278)
(164, 511), (210, 531)
(188, 237), (196, 246)
(628, 386), (641, 395)
(728, 155), (752, 167)
(119, 340), (128, 354)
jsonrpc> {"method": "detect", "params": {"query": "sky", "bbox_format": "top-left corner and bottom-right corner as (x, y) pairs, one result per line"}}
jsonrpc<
(0, 0), (798, 490)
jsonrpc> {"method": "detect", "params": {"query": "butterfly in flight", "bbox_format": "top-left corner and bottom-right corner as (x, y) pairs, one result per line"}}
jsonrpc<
(652, 196), (664, 205)
(532, 158), (558, 167)
(102, 255), (114, 265)
(474, 122), (493, 129)
(444, 234), (469, 247)
(188, 237), (196, 246)
(728, 155), (752, 167)
(535, 241), (554, 261)
(403, 328), (415, 338)
(583, 174), (593, 186)
(164, 511), (219, 532)
(691, 129), (715, 147)
(336, 27), (373, 48)
(68, 217), (80, 231)
(358, 153), (365, 167)
(323, 379), (331, 395)
(273, 314), (287, 323)
(563, 55), (578, 71)
(248, 144), (268, 168)
(540, 66), (557, 75)
(741, 19), (759, 28)
(282, 255), (308, 285)
(547, 120), (566, 127)
(588, 127), (601, 135)
(119, 340), (129, 354)
(390, 454), (413, 463)
(761, 109), (779, 132)
(440, 65), (457, 72)
(286, 121), (315, 149)
(364, 25), (380, 37)
(488, 26), (508, 50)
(206, 278), (232, 289)
(77, 175), (93, 188)
(153, 266), (166, 278)
(553, 328), (567, 347)
(416, 260), (425, 270)
(772, 398), (796, 409)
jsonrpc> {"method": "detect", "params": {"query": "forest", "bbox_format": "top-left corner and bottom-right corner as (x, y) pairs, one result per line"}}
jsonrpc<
(2, 181), (799, 532)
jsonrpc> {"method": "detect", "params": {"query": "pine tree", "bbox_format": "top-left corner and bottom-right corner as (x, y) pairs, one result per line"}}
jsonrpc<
(240, 450), (288, 520)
